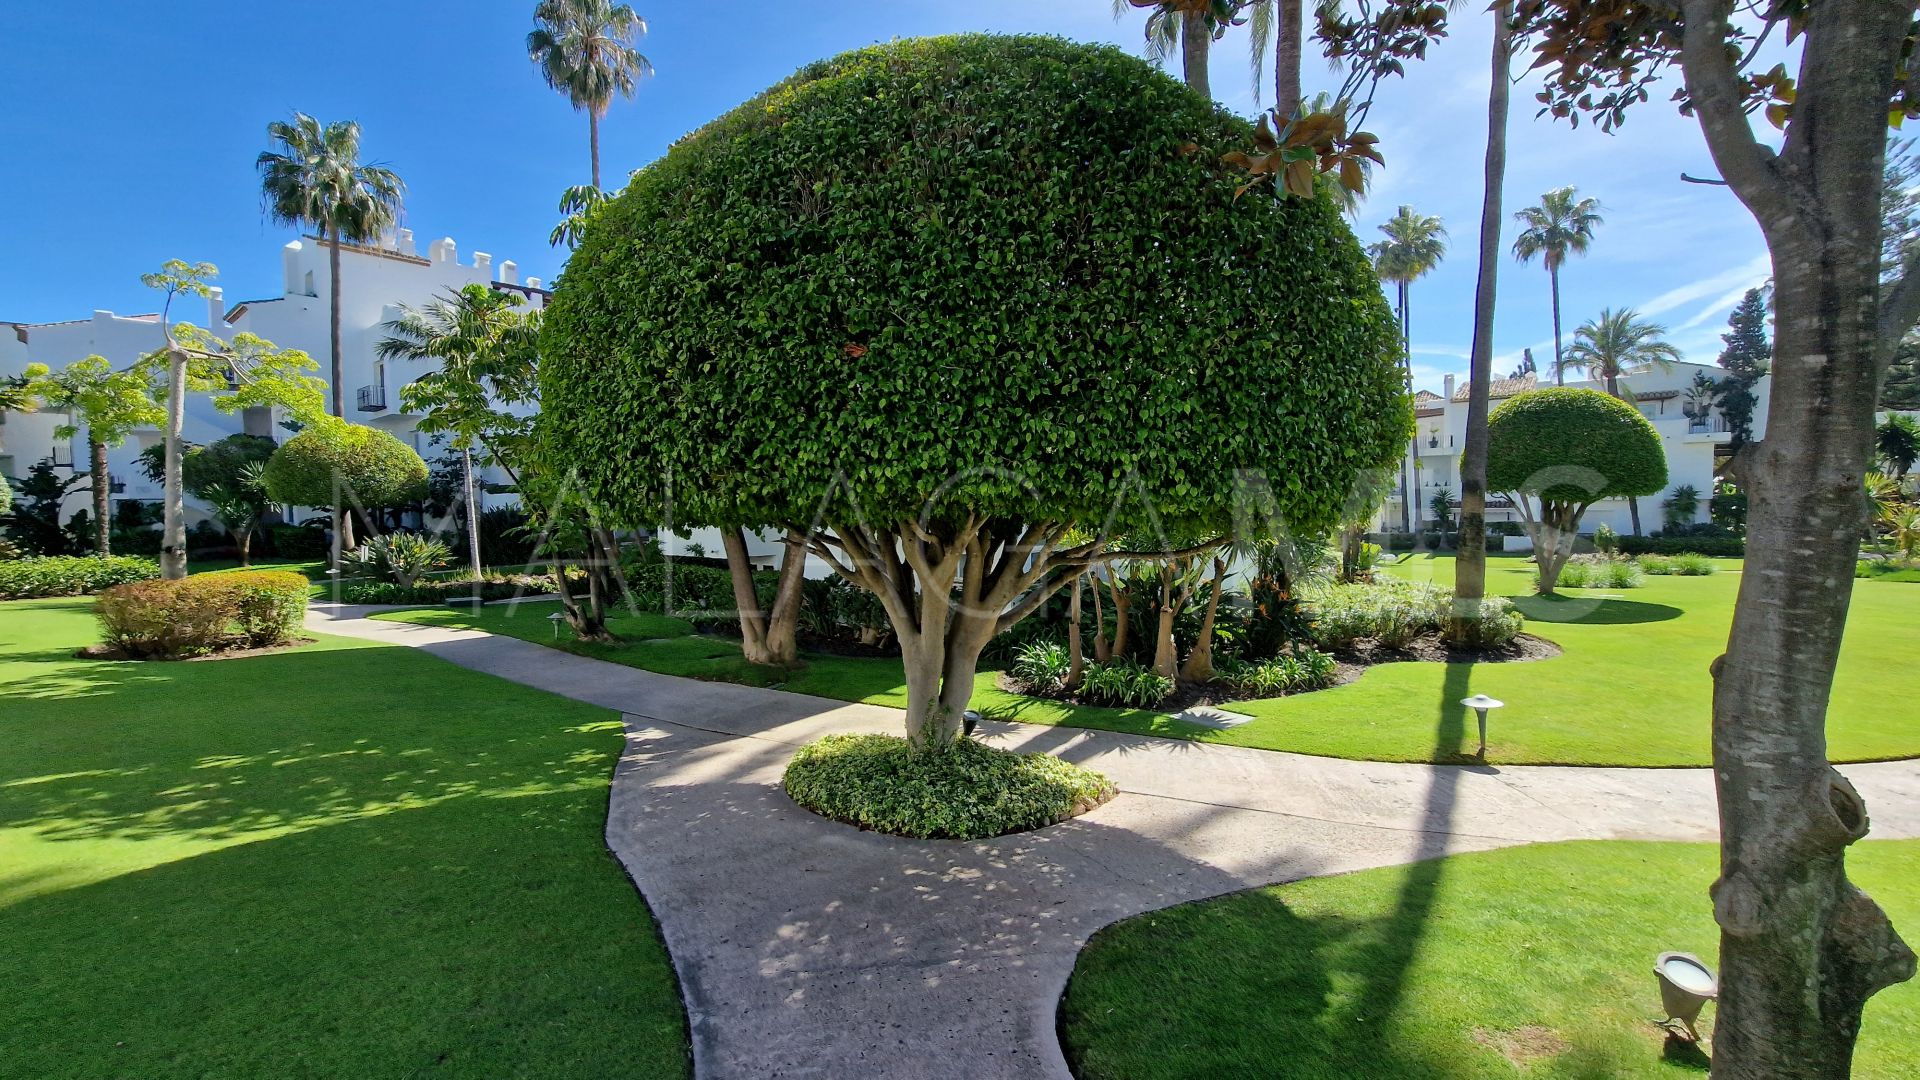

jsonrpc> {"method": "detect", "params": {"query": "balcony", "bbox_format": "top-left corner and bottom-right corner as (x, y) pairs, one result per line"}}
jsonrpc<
(357, 384), (387, 412)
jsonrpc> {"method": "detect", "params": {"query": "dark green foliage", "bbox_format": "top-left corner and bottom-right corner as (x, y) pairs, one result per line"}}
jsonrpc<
(1885, 335), (1920, 411)
(4, 462), (85, 555)
(270, 523), (330, 559)
(540, 34), (1408, 538)
(782, 733), (1115, 839)
(1619, 534), (1745, 557)
(1715, 288), (1769, 448)
(1078, 658), (1175, 708)
(335, 574), (553, 606)
(1486, 388), (1668, 504)
(477, 506), (535, 567)
(260, 419), (429, 512)
(0, 555), (159, 599)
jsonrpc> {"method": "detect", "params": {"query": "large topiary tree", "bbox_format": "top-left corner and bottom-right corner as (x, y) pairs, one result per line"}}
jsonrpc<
(261, 418), (429, 552)
(540, 34), (1409, 745)
(1486, 387), (1666, 593)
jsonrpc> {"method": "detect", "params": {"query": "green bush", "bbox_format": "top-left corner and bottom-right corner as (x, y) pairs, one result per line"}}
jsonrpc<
(270, 523), (330, 559)
(1551, 555), (1645, 589)
(1592, 523), (1619, 554)
(782, 733), (1116, 840)
(0, 555), (159, 599)
(1487, 389), (1668, 505)
(336, 574), (553, 606)
(1619, 534), (1745, 558)
(260, 417), (429, 512)
(1449, 596), (1525, 649)
(1640, 552), (1716, 576)
(1078, 657), (1175, 708)
(1216, 647), (1339, 698)
(1306, 580), (1452, 651)
(1011, 640), (1072, 694)
(344, 532), (451, 584)
(92, 570), (308, 657)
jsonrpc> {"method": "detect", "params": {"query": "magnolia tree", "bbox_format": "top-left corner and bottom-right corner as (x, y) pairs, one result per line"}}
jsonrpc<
(1486, 387), (1664, 593)
(539, 35), (1408, 745)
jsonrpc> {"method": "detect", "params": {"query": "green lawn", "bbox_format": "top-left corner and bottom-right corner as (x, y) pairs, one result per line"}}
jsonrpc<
(0, 597), (689, 1078)
(1059, 840), (1920, 1080)
(378, 554), (1920, 767)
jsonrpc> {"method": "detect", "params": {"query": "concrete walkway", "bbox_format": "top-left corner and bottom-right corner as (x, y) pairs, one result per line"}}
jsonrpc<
(309, 606), (1920, 1079)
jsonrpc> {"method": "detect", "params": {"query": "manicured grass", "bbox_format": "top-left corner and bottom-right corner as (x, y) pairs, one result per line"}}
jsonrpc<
(378, 554), (1920, 767)
(0, 597), (688, 1078)
(1059, 840), (1919, 1080)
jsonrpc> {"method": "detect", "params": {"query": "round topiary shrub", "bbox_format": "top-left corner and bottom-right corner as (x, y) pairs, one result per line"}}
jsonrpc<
(1486, 387), (1667, 593)
(260, 418), (429, 513)
(782, 733), (1116, 839)
(542, 33), (1408, 744)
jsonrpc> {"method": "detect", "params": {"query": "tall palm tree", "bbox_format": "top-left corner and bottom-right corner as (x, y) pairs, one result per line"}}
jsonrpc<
(1245, 0), (1305, 118)
(257, 114), (405, 418)
(1512, 186), (1603, 384)
(528, 0), (653, 189)
(1116, 0), (1230, 96)
(1368, 206), (1447, 532)
(1562, 308), (1681, 536)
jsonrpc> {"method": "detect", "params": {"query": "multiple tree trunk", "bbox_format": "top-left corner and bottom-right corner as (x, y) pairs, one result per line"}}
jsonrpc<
(723, 527), (809, 667)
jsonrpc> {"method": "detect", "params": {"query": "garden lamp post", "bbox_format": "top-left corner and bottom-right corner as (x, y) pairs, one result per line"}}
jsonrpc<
(1460, 693), (1504, 757)
(549, 611), (567, 639)
(1653, 951), (1717, 1041)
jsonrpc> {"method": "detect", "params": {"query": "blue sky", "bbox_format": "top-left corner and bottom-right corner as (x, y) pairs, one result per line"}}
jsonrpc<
(0, 1), (1774, 394)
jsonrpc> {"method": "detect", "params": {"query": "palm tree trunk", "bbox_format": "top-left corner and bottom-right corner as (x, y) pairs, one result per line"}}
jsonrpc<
(1400, 279), (1416, 534)
(1452, 0), (1512, 638)
(462, 447), (483, 581)
(89, 433), (110, 556)
(161, 346), (189, 580)
(1550, 262), (1565, 385)
(1275, 0), (1304, 121)
(590, 110), (601, 190)
(328, 224), (345, 418)
(1180, 10), (1211, 99)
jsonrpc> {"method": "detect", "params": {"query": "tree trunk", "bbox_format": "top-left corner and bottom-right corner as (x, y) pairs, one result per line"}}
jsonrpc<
(236, 520), (253, 567)
(1550, 263), (1565, 385)
(1451, 0), (1511, 640)
(1180, 556), (1228, 683)
(1179, 10), (1210, 99)
(1397, 280), (1415, 534)
(1066, 572), (1086, 689)
(1683, 0), (1920, 1058)
(1090, 571), (1111, 663)
(589, 109), (602, 190)
(1150, 564), (1179, 679)
(1275, 0), (1304, 121)
(88, 433), (111, 556)
(328, 225), (345, 419)
(160, 346), (189, 579)
(462, 447), (483, 581)
(1527, 501), (1581, 595)
(1110, 576), (1132, 660)
(724, 526), (807, 667)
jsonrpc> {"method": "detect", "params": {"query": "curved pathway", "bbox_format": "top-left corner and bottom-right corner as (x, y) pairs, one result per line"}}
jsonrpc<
(309, 606), (1920, 1079)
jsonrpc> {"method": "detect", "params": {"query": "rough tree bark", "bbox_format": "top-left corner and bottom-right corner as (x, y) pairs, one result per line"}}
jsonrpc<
(88, 433), (111, 556)
(1274, 0), (1304, 121)
(1674, 0), (1918, 1069)
(1451, 0), (1511, 638)
(723, 526), (809, 667)
(1513, 496), (1588, 595)
(1180, 9), (1211, 99)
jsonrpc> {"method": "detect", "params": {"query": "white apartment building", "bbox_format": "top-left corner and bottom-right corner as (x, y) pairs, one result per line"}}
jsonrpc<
(1379, 362), (1773, 538)
(1, 229), (546, 531)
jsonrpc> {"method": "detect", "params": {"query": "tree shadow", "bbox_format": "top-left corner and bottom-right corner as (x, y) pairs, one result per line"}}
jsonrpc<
(1511, 594), (1684, 625)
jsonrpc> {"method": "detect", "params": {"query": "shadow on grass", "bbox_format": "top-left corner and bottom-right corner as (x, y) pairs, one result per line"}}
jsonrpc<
(1512, 594), (1684, 625)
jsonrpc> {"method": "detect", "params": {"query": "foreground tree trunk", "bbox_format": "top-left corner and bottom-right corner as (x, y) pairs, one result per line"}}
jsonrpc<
(160, 345), (189, 580)
(1179, 555), (1228, 683)
(1673, 1), (1918, 1068)
(89, 433), (111, 556)
(1274, 0), (1303, 121)
(1450, 0), (1511, 639)
(723, 526), (808, 667)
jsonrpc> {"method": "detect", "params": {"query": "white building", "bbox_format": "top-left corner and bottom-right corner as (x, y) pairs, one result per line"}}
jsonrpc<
(1, 229), (546, 533)
(1380, 362), (1772, 538)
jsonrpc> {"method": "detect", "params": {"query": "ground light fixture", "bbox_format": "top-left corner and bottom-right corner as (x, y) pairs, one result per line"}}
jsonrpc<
(549, 611), (567, 639)
(1654, 951), (1718, 1041)
(1459, 694), (1504, 757)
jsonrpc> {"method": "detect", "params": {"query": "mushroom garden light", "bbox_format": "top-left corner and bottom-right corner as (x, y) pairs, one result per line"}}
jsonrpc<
(1654, 951), (1718, 1041)
(1460, 693), (1504, 758)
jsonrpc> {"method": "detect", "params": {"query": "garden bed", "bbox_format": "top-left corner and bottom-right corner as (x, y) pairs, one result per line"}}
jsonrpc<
(77, 636), (319, 663)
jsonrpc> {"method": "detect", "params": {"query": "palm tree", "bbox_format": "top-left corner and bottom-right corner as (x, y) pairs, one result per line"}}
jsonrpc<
(1244, 0), (1305, 118)
(1368, 206), (1447, 532)
(528, 0), (653, 189)
(1512, 186), (1603, 384)
(1562, 308), (1681, 535)
(1115, 0), (1229, 96)
(257, 114), (405, 419)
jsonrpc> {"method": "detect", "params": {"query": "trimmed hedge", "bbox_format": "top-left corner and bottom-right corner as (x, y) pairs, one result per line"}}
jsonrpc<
(260, 417), (428, 511)
(782, 733), (1116, 840)
(271, 523), (330, 559)
(1619, 534), (1745, 558)
(94, 570), (308, 658)
(335, 574), (554, 606)
(0, 555), (159, 600)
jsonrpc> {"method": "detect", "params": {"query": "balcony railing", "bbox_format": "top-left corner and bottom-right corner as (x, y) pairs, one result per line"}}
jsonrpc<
(357, 384), (387, 412)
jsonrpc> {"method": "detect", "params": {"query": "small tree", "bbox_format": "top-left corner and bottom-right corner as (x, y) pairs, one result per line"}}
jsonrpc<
(1715, 287), (1770, 451)
(259, 418), (429, 555)
(179, 435), (278, 565)
(1878, 413), (1920, 478)
(1486, 388), (1665, 593)
(1427, 487), (1455, 530)
(540, 36), (1408, 746)
(19, 356), (163, 556)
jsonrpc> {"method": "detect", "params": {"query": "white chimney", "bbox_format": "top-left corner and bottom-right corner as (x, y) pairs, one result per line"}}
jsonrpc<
(498, 259), (518, 285)
(207, 287), (225, 326)
(525, 276), (542, 290)
(429, 236), (457, 264)
(473, 251), (492, 275)
(1444, 374), (1456, 400)
(282, 241), (304, 295)
(395, 228), (416, 256)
